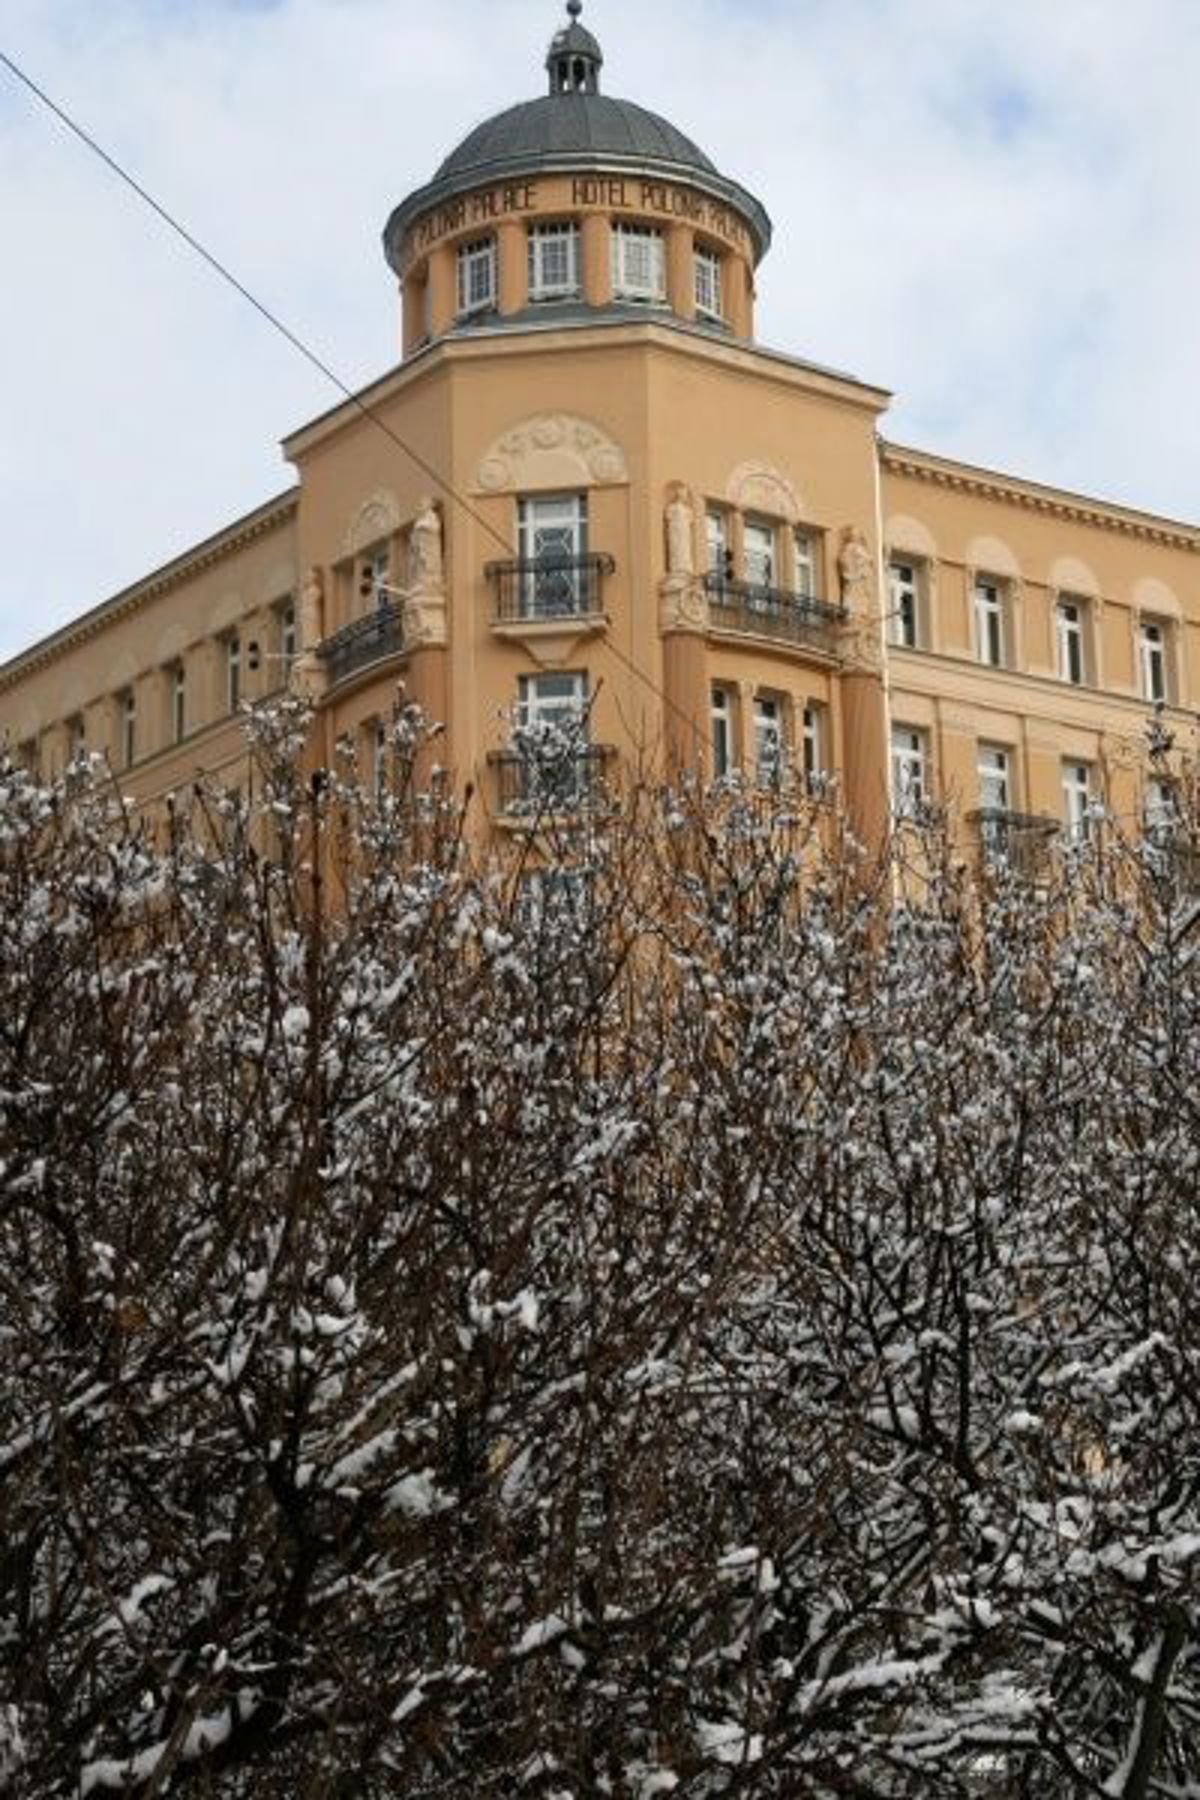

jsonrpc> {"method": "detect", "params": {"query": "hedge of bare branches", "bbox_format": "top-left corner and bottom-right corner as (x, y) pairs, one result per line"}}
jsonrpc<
(3, 700), (1200, 1798)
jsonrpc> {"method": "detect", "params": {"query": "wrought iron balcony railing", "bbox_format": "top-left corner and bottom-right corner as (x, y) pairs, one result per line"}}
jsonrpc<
(487, 554), (615, 624)
(969, 808), (1058, 880)
(319, 603), (406, 685)
(489, 744), (615, 816)
(703, 574), (846, 653)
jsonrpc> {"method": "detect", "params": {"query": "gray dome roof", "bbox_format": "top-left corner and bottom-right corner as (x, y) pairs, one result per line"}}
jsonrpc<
(382, 5), (771, 272)
(433, 94), (718, 186)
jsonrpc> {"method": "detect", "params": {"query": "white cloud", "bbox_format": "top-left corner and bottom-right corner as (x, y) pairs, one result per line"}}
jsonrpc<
(1, 0), (1198, 659)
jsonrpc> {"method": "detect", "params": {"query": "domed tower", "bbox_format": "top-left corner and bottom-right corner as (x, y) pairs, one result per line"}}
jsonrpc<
(383, 2), (771, 357)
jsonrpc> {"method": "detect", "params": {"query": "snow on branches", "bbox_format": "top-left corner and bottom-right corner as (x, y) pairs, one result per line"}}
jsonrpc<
(2, 709), (1200, 1796)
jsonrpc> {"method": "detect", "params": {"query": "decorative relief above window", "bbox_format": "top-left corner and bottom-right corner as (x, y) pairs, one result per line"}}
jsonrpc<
(725, 461), (803, 526)
(475, 413), (628, 494)
(343, 491), (403, 559)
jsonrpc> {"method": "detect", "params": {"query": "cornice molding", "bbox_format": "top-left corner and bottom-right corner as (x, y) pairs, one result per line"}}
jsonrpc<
(0, 490), (299, 694)
(880, 443), (1200, 553)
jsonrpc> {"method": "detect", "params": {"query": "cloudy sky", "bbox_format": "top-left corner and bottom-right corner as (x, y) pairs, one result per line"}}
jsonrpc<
(1, 0), (1198, 662)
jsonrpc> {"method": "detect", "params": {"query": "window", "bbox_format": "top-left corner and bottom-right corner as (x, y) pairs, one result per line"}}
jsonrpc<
(706, 509), (729, 580)
(891, 726), (927, 816)
(518, 669), (588, 736)
(711, 686), (733, 778)
(171, 663), (186, 743)
(753, 695), (784, 786)
(610, 224), (666, 303)
(226, 636), (242, 712)
(374, 718), (388, 798)
(1145, 777), (1177, 843)
(1139, 618), (1170, 703)
(803, 702), (828, 786)
(793, 531), (817, 600)
(67, 715), (86, 762)
(527, 222), (581, 301)
(1056, 597), (1086, 685)
(743, 520), (776, 593)
(888, 560), (920, 648)
(516, 492), (588, 616)
(361, 543), (391, 611)
(694, 245), (722, 319)
(119, 688), (136, 769)
(977, 744), (1011, 812)
(516, 670), (590, 807)
(456, 236), (496, 316)
(973, 577), (1006, 667)
(1062, 761), (1093, 840)
(278, 601), (297, 668)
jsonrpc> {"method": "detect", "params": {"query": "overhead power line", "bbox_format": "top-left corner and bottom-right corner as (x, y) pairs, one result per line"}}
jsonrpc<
(0, 43), (705, 748)
(0, 45), (512, 557)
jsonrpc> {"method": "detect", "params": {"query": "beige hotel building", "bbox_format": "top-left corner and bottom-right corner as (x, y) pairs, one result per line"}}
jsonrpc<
(3, 3), (1198, 865)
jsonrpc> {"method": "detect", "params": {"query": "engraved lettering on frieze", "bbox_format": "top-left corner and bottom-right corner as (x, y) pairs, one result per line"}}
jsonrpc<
(406, 182), (540, 267)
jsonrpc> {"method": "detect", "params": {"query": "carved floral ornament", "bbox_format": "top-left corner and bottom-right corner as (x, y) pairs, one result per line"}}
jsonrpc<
(1101, 731), (1145, 774)
(725, 461), (803, 525)
(343, 491), (403, 559)
(474, 414), (628, 495)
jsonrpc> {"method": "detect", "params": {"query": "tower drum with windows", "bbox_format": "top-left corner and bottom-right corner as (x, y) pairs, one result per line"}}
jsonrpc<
(383, 3), (771, 354)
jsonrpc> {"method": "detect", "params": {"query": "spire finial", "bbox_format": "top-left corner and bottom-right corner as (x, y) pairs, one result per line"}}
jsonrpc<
(567, 0), (583, 17)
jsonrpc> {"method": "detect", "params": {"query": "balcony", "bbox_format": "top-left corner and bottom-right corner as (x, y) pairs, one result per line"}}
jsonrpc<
(704, 574), (846, 656)
(319, 602), (406, 687)
(489, 743), (615, 819)
(487, 554), (615, 625)
(969, 809), (1057, 881)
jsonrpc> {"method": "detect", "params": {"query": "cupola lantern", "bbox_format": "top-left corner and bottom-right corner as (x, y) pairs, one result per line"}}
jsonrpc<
(546, 0), (603, 96)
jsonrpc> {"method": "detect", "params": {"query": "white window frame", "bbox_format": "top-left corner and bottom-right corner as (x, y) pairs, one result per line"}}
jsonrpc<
(803, 702), (827, 785)
(977, 743), (1011, 813)
(1139, 617), (1170, 703)
(516, 492), (588, 617)
(610, 223), (666, 303)
(743, 519), (776, 594)
(753, 694), (784, 787)
(171, 663), (186, 744)
(456, 236), (497, 316)
(516, 669), (590, 807)
(278, 600), (297, 667)
(121, 688), (137, 769)
(1062, 760), (1093, 840)
(517, 669), (589, 737)
(888, 560), (920, 649)
(1056, 597), (1086, 685)
(363, 543), (391, 611)
(891, 726), (927, 817)
(793, 530), (817, 600)
(1145, 776), (1178, 844)
(693, 244), (722, 320)
(226, 635), (241, 713)
(527, 222), (581, 301)
(706, 509), (728, 580)
(973, 577), (1006, 668)
(711, 686), (733, 779)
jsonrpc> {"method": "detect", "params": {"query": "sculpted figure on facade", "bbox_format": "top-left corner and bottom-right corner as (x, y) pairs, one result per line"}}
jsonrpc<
(409, 497), (445, 593)
(299, 567), (325, 650)
(665, 482), (696, 577)
(838, 526), (874, 613)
